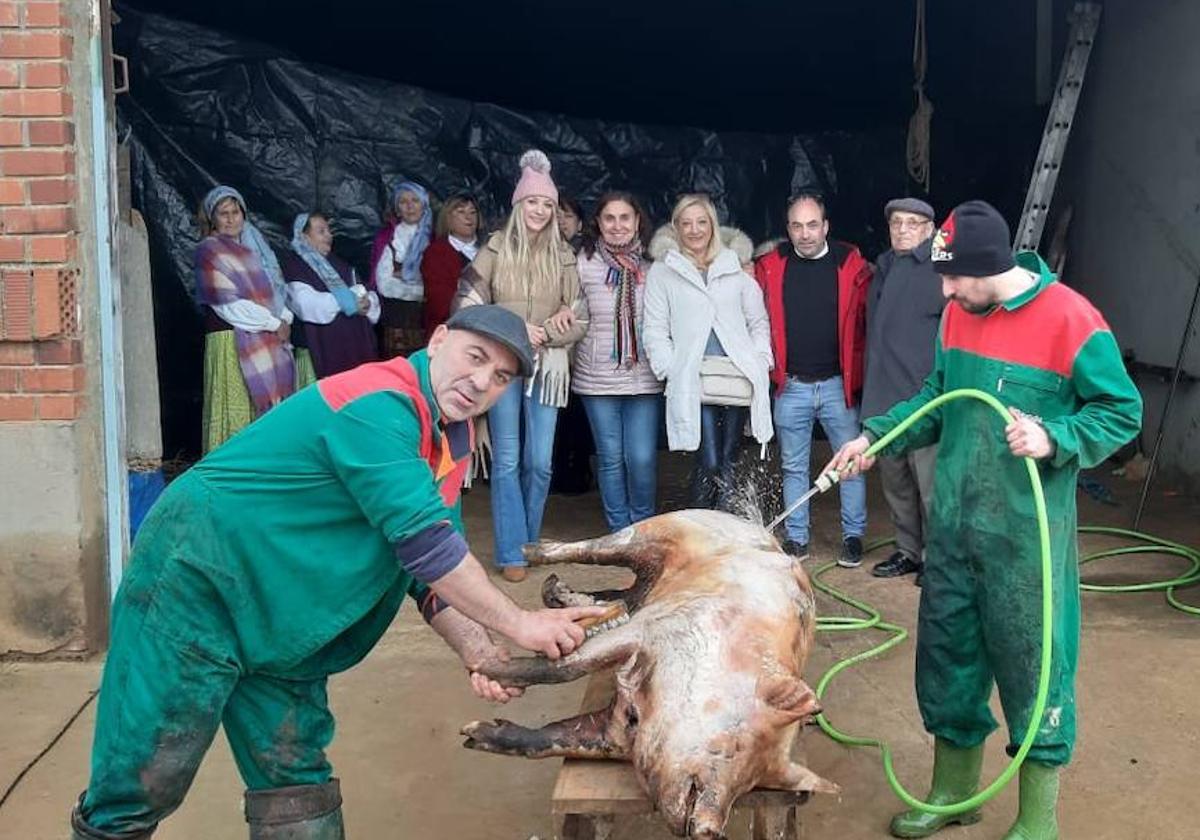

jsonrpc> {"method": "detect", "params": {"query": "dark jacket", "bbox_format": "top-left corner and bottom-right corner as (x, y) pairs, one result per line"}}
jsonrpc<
(861, 238), (947, 418)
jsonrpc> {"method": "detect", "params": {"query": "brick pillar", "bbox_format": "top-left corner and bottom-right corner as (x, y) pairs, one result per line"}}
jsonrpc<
(0, 0), (106, 654)
(0, 0), (83, 422)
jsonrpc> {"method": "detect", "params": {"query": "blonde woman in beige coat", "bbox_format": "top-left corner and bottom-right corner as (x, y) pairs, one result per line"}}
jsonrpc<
(453, 150), (583, 582)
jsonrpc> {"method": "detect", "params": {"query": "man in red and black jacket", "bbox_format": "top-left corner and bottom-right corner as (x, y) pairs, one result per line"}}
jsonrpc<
(755, 192), (873, 566)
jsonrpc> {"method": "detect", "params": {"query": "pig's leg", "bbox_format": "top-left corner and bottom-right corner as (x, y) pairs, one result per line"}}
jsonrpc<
(461, 705), (626, 759)
(475, 623), (642, 688)
(759, 761), (840, 795)
(522, 525), (670, 575)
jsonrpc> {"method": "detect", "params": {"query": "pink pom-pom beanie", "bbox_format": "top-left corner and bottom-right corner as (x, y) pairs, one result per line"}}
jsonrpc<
(511, 149), (559, 206)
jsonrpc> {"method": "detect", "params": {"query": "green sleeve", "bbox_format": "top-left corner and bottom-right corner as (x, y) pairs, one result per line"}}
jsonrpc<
(1042, 330), (1143, 469)
(862, 320), (946, 455)
(318, 390), (453, 544)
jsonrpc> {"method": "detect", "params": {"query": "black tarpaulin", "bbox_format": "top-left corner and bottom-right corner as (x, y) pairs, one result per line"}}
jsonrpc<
(115, 7), (917, 455)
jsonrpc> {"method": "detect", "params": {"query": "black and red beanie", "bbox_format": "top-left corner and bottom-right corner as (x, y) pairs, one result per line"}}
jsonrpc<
(930, 200), (1016, 277)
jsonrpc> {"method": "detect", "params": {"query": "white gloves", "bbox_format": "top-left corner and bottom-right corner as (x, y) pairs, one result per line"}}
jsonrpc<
(464, 414), (492, 489)
(528, 346), (571, 408)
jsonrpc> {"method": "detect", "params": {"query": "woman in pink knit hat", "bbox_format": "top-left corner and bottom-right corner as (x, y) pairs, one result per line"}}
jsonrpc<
(453, 150), (584, 582)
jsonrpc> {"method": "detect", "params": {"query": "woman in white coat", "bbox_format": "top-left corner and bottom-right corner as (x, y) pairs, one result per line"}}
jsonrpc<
(643, 193), (773, 509)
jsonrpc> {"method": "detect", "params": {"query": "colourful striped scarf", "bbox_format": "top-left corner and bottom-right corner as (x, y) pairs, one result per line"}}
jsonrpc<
(595, 238), (645, 367)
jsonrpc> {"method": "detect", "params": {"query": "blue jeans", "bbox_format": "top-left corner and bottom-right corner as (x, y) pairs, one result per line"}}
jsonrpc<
(773, 375), (866, 544)
(488, 378), (560, 568)
(580, 394), (661, 531)
(693, 404), (747, 509)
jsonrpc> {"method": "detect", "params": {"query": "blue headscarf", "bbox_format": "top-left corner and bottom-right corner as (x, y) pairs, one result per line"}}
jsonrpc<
(292, 213), (358, 316)
(391, 181), (432, 284)
(202, 185), (287, 315)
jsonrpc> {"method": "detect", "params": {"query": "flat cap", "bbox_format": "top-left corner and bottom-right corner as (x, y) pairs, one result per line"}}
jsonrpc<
(885, 197), (936, 220)
(446, 304), (535, 378)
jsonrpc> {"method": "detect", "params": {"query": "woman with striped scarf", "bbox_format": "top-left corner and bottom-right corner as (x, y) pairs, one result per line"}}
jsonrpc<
(572, 192), (663, 531)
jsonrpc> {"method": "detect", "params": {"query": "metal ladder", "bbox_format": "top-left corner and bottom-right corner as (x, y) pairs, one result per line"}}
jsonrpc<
(1013, 2), (1102, 253)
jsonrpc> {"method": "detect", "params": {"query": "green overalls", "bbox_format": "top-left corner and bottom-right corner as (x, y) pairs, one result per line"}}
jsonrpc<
(864, 253), (1141, 766)
(80, 350), (472, 834)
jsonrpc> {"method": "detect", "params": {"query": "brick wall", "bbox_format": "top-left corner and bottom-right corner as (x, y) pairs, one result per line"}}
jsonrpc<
(0, 0), (82, 422)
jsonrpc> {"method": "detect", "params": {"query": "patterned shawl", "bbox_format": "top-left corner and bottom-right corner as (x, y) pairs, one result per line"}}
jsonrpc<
(595, 238), (646, 366)
(201, 185), (287, 316)
(195, 234), (295, 415)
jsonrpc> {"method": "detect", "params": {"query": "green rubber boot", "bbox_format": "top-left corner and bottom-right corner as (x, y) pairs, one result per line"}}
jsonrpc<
(889, 739), (985, 838)
(1000, 761), (1059, 840)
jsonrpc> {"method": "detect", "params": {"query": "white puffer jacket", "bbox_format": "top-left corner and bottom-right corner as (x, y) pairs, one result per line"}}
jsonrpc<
(572, 251), (663, 396)
(642, 225), (774, 452)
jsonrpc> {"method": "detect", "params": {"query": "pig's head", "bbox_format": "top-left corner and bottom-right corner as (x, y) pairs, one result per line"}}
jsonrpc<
(612, 644), (822, 838)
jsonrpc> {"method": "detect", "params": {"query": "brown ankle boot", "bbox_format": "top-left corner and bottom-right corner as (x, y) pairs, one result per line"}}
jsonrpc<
(501, 566), (528, 583)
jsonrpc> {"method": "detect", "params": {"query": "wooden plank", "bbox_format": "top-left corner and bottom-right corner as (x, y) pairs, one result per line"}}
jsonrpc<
(551, 671), (811, 816)
(553, 758), (650, 815)
(751, 804), (799, 840)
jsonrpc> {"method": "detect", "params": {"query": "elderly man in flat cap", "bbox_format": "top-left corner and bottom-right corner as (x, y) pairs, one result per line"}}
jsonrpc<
(861, 198), (945, 581)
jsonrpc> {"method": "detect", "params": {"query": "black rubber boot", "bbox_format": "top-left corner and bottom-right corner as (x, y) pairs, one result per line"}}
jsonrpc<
(244, 779), (345, 840)
(70, 795), (156, 839)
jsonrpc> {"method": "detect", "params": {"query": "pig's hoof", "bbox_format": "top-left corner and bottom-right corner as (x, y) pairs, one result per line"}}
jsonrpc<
(461, 719), (531, 755)
(541, 573), (597, 608)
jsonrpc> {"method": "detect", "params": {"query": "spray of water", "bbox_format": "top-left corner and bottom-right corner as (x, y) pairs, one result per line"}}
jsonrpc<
(716, 450), (786, 533)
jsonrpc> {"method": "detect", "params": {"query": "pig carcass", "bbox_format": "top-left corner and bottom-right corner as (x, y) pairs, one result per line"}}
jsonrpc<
(461, 510), (837, 839)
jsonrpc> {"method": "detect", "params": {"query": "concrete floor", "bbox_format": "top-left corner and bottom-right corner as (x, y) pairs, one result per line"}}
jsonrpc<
(0, 449), (1198, 839)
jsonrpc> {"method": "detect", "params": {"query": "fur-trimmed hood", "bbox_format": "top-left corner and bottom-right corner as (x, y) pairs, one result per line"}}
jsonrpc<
(753, 237), (787, 260)
(649, 223), (756, 266)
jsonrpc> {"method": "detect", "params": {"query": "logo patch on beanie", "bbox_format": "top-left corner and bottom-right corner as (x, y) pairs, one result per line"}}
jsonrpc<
(931, 212), (956, 262)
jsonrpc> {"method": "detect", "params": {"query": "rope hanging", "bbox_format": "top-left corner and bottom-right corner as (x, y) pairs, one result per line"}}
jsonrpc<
(906, 0), (933, 192)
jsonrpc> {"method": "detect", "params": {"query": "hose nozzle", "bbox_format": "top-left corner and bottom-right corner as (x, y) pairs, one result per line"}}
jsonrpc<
(814, 469), (842, 493)
(765, 468), (845, 532)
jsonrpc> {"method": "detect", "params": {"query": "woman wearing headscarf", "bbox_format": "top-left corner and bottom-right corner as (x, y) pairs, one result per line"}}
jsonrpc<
(370, 181), (433, 358)
(194, 185), (296, 453)
(280, 212), (380, 378)
(571, 191), (662, 530)
(420, 194), (482, 342)
(643, 193), (774, 510)
(453, 149), (584, 582)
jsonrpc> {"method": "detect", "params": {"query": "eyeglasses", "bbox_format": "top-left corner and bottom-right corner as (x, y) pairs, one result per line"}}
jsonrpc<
(889, 218), (932, 231)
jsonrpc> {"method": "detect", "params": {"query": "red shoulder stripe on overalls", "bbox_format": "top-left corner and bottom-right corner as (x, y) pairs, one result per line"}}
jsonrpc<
(317, 358), (468, 508)
(940, 282), (1111, 378)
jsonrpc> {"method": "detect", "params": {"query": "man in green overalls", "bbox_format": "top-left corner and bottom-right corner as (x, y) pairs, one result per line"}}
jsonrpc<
(71, 305), (605, 840)
(830, 201), (1142, 840)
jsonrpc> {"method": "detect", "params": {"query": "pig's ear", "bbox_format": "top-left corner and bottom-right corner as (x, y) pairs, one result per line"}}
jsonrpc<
(757, 674), (821, 722)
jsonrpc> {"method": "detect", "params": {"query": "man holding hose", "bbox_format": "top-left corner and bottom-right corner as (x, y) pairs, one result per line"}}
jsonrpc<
(829, 200), (1141, 839)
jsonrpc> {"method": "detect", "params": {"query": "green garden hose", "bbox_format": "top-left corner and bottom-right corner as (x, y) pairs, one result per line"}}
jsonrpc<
(807, 387), (1200, 816)
(1077, 527), (1200, 615)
